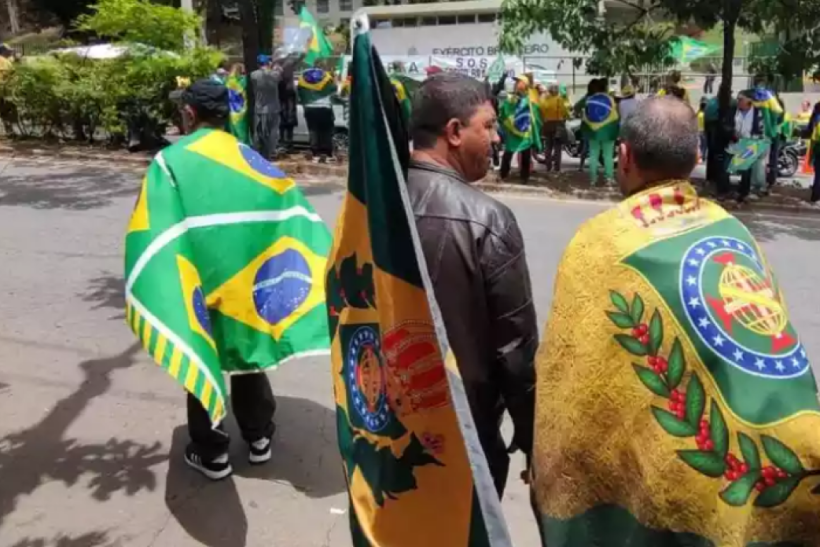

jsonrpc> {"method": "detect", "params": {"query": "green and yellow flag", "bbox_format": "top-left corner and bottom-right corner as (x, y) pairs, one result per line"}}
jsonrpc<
(532, 182), (820, 546)
(297, 67), (338, 105)
(226, 74), (250, 145)
(326, 26), (511, 547)
(582, 91), (620, 141)
(728, 138), (771, 174)
(125, 129), (332, 424)
(299, 6), (333, 66)
(500, 94), (542, 153)
(389, 75), (413, 127)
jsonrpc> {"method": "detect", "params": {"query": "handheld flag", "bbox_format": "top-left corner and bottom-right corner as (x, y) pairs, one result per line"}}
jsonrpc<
(669, 36), (719, 65)
(487, 54), (506, 83)
(125, 129), (332, 424)
(226, 74), (250, 145)
(299, 6), (333, 66)
(727, 138), (771, 173)
(326, 21), (511, 547)
(532, 182), (820, 546)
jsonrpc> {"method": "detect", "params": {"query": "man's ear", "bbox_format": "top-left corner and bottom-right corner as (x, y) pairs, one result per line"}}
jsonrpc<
(444, 118), (461, 147)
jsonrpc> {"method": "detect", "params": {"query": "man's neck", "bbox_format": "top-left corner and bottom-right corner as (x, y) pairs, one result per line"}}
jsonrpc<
(412, 148), (464, 179)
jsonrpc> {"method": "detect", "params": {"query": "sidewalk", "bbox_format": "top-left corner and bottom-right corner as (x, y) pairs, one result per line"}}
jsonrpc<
(2, 139), (817, 215)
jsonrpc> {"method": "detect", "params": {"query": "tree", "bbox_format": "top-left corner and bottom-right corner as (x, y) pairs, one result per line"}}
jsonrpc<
(501, 0), (820, 109)
(6, 0), (22, 34)
(32, 0), (94, 27)
(75, 0), (202, 51)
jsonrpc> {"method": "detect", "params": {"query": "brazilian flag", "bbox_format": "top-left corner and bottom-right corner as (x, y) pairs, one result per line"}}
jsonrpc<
(124, 129), (332, 424)
(297, 67), (338, 105)
(532, 182), (820, 546)
(389, 74), (415, 127)
(582, 92), (620, 142)
(326, 25), (511, 547)
(743, 87), (784, 140)
(226, 74), (250, 145)
(500, 94), (542, 153)
(728, 138), (771, 174)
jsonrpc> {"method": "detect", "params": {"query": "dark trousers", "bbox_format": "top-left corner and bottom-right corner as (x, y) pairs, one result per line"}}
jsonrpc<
(279, 125), (294, 152)
(491, 142), (500, 167)
(707, 124), (731, 197)
(500, 149), (532, 183)
(304, 106), (334, 157)
(738, 170), (753, 201)
(767, 137), (780, 187)
(187, 373), (276, 460)
(542, 121), (565, 171)
(811, 152), (820, 203)
(253, 112), (279, 160)
(704, 76), (716, 94)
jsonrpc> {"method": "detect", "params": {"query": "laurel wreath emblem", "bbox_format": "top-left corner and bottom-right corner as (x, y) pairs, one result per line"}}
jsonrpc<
(607, 290), (820, 508)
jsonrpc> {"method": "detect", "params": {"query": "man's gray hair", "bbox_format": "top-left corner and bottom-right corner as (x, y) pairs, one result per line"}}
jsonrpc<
(410, 72), (491, 149)
(620, 96), (699, 179)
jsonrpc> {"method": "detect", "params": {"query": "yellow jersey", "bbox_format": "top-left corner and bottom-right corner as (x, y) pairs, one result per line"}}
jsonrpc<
(697, 111), (705, 132)
(540, 94), (570, 122)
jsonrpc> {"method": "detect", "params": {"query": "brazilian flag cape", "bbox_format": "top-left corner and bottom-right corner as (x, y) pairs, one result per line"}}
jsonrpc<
(389, 75), (414, 127)
(500, 93), (542, 153)
(743, 87), (784, 140)
(326, 28), (511, 547)
(124, 129), (332, 424)
(226, 75), (250, 145)
(532, 182), (820, 546)
(297, 67), (338, 105)
(582, 92), (620, 142)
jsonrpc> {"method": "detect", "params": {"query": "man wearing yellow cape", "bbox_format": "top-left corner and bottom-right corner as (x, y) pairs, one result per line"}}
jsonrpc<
(532, 96), (820, 546)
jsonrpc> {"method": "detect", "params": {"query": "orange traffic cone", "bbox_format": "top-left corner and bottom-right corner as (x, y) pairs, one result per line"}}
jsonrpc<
(802, 147), (814, 175)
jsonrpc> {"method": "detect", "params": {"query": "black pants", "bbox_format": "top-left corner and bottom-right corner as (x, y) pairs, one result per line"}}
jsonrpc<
(491, 142), (500, 167)
(304, 106), (334, 157)
(707, 126), (731, 197)
(279, 125), (294, 152)
(767, 137), (779, 187)
(500, 149), (532, 183)
(187, 373), (276, 460)
(811, 152), (820, 203)
(253, 113), (279, 160)
(542, 121), (565, 172)
(704, 76), (715, 94)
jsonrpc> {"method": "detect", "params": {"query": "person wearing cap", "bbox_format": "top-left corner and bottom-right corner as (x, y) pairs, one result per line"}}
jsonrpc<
(249, 52), (302, 160)
(617, 84), (638, 122)
(174, 79), (278, 478)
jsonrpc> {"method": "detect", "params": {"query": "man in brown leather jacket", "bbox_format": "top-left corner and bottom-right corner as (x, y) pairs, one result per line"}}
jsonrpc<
(407, 72), (539, 496)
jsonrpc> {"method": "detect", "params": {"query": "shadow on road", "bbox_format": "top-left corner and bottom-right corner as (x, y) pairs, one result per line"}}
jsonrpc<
(0, 343), (167, 532)
(10, 531), (113, 547)
(163, 396), (344, 547)
(79, 273), (126, 320)
(0, 161), (139, 210)
(740, 213), (820, 243)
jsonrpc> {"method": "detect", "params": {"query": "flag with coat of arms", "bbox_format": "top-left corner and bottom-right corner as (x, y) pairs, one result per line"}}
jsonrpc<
(226, 74), (250, 145)
(299, 6), (334, 66)
(124, 128), (332, 424)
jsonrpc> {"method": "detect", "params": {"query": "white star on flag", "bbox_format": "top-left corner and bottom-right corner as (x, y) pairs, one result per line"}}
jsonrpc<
(721, 239), (731, 247)
(688, 259), (700, 267)
(754, 358), (766, 370)
(801, 349), (807, 358)
(713, 335), (725, 347)
(698, 317), (711, 329)
(686, 275), (697, 286)
(792, 357), (801, 368)
(688, 297), (701, 308)
(707, 241), (717, 248)
(733, 349), (744, 362)
(775, 360), (785, 372)
(696, 248), (706, 256)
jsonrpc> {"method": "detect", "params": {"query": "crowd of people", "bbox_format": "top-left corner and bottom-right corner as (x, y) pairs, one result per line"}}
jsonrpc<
(491, 68), (820, 207)
(152, 67), (820, 545)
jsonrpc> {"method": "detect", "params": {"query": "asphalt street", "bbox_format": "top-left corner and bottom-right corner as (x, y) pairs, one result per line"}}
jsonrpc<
(2, 156), (820, 547)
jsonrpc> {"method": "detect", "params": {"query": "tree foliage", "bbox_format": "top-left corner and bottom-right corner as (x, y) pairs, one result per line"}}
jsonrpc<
(75, 0), (202, 51)
(501, 0), (820, 90)
(31, 0), (95, 27)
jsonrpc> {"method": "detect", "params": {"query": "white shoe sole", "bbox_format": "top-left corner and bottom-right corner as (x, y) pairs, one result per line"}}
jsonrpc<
(184, 454), (233, 481)
(249, 447), (272, 465)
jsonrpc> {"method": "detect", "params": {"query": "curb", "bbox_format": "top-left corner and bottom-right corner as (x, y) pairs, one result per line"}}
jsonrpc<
(3, 145), (818, 216)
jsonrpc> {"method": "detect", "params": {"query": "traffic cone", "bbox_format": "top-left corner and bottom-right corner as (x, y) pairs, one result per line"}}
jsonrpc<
(802, 147), (814, 175)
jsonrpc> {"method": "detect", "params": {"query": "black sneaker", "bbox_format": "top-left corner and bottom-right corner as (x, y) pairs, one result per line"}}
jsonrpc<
(184, 445), (233, 480)
(248, 436), (272, 465)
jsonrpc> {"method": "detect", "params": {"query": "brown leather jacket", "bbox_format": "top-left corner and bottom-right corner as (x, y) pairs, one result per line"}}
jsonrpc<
(407, 160), (538, 494)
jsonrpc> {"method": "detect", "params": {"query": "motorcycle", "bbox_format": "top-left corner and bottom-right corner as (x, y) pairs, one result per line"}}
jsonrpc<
(777, 139), (806, 179)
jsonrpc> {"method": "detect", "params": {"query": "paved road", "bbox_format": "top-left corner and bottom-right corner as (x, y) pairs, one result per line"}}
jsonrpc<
(2, 157), (820, 547)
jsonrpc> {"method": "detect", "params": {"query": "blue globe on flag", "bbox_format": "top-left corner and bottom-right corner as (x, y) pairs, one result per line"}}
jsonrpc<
(586, 95), (613, 124)
(228, 88), (245, 114)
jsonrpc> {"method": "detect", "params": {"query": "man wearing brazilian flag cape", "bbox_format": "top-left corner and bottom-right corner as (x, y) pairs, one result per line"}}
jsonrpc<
(124, 80), (332, 480)
(532, 96), (820, 546)
(326, 17), (528, 546)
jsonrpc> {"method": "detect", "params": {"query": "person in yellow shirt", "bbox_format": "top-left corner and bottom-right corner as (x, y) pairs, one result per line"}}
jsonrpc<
(697, 97), (707, 163)
(539, 84), (570, 172)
